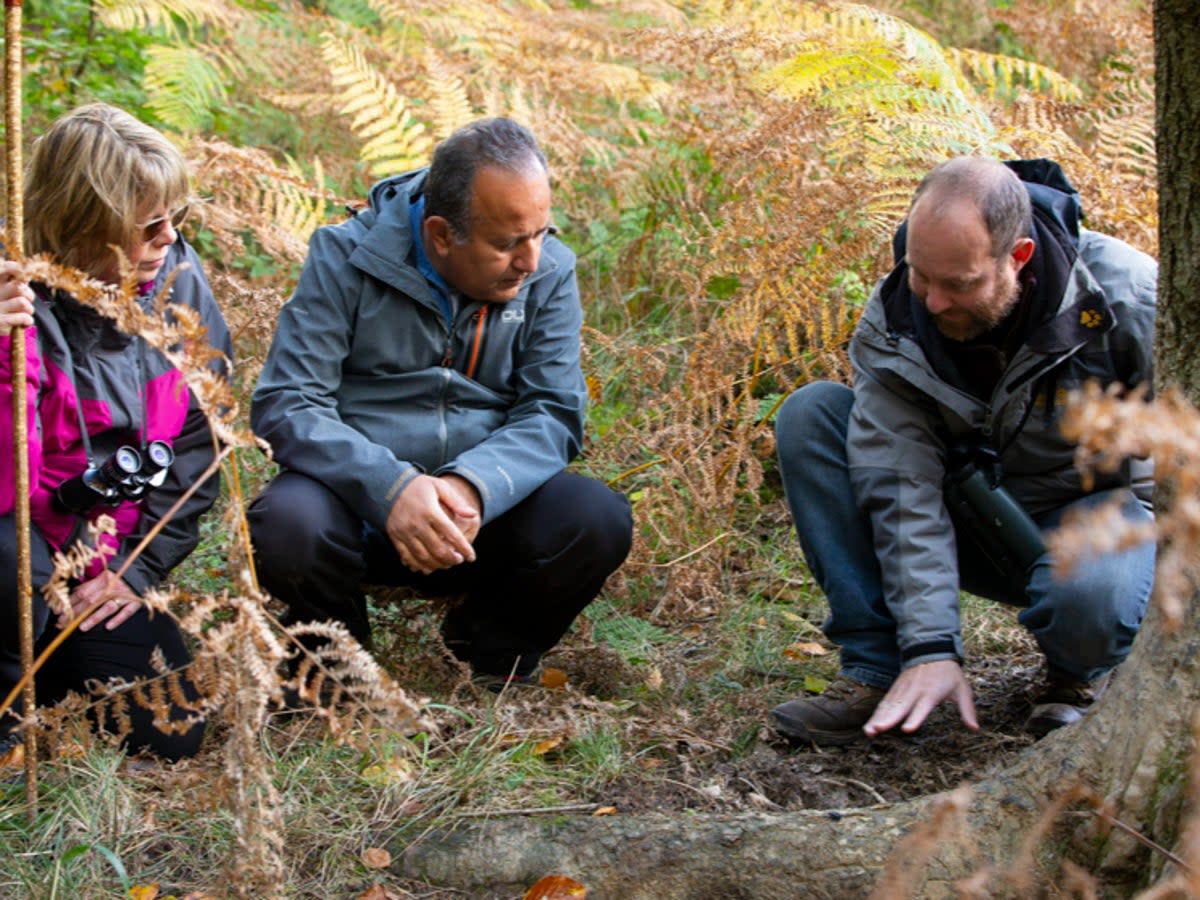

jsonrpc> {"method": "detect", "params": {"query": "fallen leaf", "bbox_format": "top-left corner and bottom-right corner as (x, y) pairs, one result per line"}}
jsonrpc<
(783, 641), (828, 659)
(397, 799), (425, 816)
(533, 735), (567, 755)
(362, 847), (391, 869)
(591, 806), (617, 816)
(360, 756), (413, 786)
(523, 874), (588, 899)
(540, 667), (568, 689)
(804, 674), (830, 693)
(129, 886), (159, 900)
(358, 886), (401, 900)
(644, 667), (663, 690)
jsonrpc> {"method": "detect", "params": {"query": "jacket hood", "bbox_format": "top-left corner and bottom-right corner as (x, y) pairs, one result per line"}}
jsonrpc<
(367, 168), (426, 213)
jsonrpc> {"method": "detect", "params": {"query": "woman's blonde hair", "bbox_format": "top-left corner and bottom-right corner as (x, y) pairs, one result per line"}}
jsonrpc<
(23, 103), (190, 278)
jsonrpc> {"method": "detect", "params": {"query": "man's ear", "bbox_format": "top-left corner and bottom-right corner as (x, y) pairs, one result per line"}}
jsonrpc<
(424, 215), (456, 257)
(1011, 237), (1035, 269)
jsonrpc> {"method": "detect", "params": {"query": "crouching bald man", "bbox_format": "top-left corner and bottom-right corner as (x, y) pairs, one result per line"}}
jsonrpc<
(770, 157), (1156, 745)
(249, 118), (632, 687)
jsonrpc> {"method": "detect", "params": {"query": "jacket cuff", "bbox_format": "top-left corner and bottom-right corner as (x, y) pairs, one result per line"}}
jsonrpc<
(900, 639), (962, 668)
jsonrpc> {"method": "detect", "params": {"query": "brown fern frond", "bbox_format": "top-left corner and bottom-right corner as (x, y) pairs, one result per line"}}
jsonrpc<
(1052, 385), (1199, 630)
(185, 137), (343, 265)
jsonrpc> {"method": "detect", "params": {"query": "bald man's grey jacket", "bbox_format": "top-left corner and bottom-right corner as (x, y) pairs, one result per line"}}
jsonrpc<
(251, 169), (586, 529)
(846, 160), (1157, 669)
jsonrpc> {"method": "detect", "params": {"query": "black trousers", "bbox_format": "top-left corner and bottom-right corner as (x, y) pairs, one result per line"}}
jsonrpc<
(0, 515), (205, 759)
(247, 470), (633, 676)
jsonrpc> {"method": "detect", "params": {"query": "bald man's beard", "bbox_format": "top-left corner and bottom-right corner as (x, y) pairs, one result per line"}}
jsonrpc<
(933, 269), (1022, 343)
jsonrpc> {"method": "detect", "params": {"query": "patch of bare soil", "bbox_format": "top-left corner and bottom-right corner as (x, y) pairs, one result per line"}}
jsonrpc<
(380, 612), (1047, 818)
(588, 652), (1043, 815)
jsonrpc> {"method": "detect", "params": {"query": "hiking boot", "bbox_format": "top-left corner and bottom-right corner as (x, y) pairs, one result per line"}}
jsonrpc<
(770, 676), (887, 746)
(1025, 669), (1111, 738)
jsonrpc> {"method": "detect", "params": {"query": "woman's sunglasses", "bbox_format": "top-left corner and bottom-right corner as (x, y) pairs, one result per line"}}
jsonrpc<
(135, 204), (190, 243)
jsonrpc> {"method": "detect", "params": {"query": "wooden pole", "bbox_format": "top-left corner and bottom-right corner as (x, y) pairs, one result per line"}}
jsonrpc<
(4, 0), (37, 820)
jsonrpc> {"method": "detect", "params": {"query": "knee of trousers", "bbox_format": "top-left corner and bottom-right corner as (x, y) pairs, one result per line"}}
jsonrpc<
(247, 475), (361, 584)
(517, 478), (633, 584)
(561, 480), (634, 576)
(775, 382), (853, 470)
(1022, 580), (1146, 671)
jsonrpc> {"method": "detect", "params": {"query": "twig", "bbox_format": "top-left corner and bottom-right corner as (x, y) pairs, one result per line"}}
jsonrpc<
(1069, 809), (1193, 874)
(813, 775), (888, 805)
(5, 0), (36, 822)
(639, 531), (732, 569)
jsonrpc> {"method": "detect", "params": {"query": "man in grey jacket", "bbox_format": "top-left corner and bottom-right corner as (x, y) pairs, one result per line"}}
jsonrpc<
(249, 118), (632, 687)
(770, 157), (1156, 745)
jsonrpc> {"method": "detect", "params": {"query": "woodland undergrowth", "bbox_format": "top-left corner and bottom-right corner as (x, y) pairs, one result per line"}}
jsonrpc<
(0, 0), (1174, 897)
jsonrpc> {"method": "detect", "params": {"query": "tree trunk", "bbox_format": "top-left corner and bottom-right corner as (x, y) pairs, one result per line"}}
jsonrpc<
(396, 5), (1200, 896)
(1154, 0), (1200, 403)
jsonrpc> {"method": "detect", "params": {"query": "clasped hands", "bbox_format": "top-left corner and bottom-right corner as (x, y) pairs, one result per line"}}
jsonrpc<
(864, 658), (979, 738)
(386, 474), (482, 575)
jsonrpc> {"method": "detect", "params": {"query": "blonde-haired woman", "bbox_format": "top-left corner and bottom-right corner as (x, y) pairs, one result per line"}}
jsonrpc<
(0, 103), (231, 762)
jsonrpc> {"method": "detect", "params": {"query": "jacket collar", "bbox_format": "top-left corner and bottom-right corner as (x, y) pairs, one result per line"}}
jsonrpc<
(880, 200), (1113, 372)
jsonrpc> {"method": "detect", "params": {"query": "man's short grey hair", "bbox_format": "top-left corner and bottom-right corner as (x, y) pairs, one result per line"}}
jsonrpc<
(424, 117), (548, 241)
(911, 157), (1032, 259)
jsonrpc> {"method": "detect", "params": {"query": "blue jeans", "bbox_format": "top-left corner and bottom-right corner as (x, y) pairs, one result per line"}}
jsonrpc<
(775, 381), (1155, 689)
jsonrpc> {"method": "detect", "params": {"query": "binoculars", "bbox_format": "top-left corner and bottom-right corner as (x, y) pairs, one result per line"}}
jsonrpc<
(54, 440), (174, 515)
(944, 460), (1046, 574)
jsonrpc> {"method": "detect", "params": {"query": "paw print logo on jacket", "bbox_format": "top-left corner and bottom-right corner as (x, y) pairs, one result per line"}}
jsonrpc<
(1080, 308), (1103, 328)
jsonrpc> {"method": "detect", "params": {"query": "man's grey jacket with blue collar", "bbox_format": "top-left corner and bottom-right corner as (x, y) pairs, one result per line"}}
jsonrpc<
(251, 169), (586, 530)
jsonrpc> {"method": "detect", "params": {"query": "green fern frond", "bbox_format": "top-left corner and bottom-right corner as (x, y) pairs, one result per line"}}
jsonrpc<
(143, 43), (229, 134)
(949, 48), (1082, 102)
(321, 37), (433, 176)
(96, 0), (235, 32)
(754, 42), (903, 99)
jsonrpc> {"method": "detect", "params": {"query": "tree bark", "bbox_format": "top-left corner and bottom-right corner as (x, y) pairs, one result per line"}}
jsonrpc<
(1154, 0), (1200, 403)
(396, 5), (1200, 896)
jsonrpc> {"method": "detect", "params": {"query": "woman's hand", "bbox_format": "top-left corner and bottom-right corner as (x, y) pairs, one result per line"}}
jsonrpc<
(59, 571), (143, 632)
(0, 260), (35, 337)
